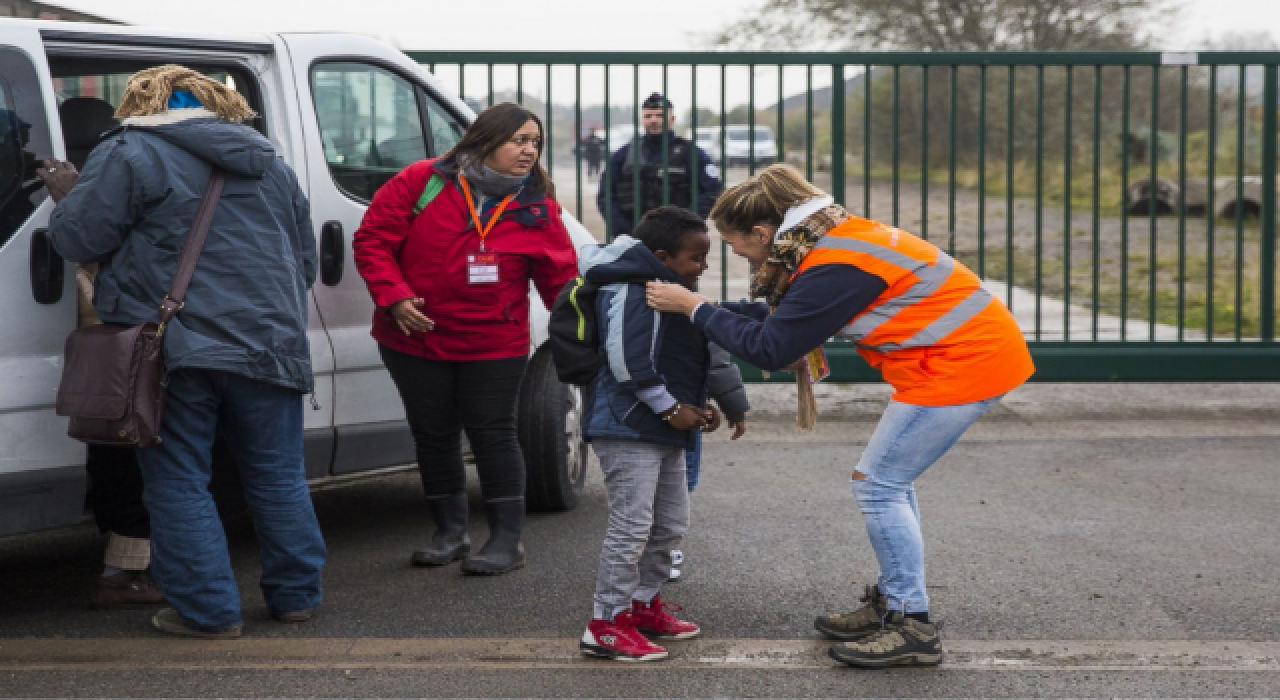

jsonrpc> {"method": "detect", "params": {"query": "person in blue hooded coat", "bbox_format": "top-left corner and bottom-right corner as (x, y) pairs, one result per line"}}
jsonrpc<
(42, 65), (324, 640)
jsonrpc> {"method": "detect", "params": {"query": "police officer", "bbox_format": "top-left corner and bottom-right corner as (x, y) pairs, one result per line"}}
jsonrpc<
(597, 93), (722, 236)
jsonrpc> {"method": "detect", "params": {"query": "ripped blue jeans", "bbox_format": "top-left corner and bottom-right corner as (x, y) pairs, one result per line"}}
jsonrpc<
(851, 396), (1002, 614)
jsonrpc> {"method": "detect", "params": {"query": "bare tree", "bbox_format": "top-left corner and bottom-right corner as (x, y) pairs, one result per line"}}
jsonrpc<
(716, 0), (1182, 51)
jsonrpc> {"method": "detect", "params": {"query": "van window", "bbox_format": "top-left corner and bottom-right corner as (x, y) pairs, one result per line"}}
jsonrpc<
(312, 62), (428, 202)
(0, 48), (53, 251)
(423, 94), (464, 156)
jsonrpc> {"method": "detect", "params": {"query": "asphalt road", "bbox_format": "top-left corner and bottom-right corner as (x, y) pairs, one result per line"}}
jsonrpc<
(1, 416), (1277, 697)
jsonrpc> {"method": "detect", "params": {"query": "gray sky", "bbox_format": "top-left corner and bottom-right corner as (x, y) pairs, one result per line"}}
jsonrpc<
(48, 0), (1280, 52)
(44, 0), (1280, 114)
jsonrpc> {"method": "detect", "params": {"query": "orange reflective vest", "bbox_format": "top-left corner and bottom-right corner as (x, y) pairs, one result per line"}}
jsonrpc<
(794, 217), (1034, 406)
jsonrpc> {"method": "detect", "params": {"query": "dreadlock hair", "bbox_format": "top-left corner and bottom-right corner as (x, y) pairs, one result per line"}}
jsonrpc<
(632, 205), (708, 257)
(709, 163), (826, 235)
(114, 65), (257, 122)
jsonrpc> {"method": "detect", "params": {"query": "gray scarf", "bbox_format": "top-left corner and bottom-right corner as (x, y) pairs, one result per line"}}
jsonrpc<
(462, 161), (527, 198)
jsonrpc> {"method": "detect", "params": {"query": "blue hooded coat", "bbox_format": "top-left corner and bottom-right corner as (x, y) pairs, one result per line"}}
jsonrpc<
(48, 110), (317, 392)
(579, 236), (710, 450)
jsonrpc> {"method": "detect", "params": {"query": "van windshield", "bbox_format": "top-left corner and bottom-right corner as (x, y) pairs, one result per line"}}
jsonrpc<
(725, 127), (772, 142)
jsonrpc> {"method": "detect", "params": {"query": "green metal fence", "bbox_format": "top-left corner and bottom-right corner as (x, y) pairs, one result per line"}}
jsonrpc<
(406, 51), (1280, 381)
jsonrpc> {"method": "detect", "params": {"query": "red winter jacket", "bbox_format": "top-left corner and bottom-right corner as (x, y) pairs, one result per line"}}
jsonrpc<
(353, 159), (578, 361)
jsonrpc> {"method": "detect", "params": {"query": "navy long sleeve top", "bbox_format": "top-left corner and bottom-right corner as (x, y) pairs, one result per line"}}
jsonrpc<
(691, 264), (888, 371)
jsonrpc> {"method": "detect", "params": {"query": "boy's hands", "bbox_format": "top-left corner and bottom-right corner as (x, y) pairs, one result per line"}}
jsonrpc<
(727, 414), (748, 440)
(665, 404), (709, 431)
(703, 405), (722, 433)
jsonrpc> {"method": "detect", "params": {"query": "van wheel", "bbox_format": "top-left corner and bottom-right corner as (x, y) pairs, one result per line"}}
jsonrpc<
(518, 345), (588, 512)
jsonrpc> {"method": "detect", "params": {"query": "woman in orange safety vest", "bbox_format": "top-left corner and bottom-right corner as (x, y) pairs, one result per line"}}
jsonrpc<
(645, 164), (1033, 669)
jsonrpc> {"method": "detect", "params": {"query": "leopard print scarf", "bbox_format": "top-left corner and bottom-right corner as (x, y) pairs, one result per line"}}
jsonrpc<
(750, 203), (853, 308)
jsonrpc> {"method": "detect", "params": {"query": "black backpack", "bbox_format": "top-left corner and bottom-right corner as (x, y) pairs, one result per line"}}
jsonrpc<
(548, 277), (606, 386)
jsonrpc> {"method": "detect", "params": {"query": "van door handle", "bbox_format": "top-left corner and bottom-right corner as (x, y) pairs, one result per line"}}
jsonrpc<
(320, 221), (344, 286)
(30, 228), (64, 304)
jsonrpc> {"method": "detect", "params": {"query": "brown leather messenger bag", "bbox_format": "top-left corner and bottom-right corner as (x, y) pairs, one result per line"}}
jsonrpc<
(54, 170), (226, 447)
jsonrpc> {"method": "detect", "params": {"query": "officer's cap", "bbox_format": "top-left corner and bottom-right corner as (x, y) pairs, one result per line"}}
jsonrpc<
(642, 92), (673, 110)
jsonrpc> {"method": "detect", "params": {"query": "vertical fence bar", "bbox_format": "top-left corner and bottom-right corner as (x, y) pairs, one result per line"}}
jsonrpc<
(1006, 66), (1016, 311)
(1207, 66), (1217, 341)
(1121, 65), (1131, 339)
(1064, 66), (1073, 341)
(661, 63), (669, 205)
(1260, 63), (1277, 342)
(806, 65), (814, 181)
(546, 64), (553, 178)
(459, 64), (465, 101)
(1092, 65), (1102, 341)
(777, 64), (784, 172)
(574, 64), (582, 219)
(1035, 64), (1044, 341)
(833, 64), (847, 207)
(952, 65), (960, 257)
(1177, 66), (1188, 340)
(976, 66), (985, 267)
(748, 65), (756, 174)
(921, 66), (929, 241)
(632, 64), (640, 230)
(487, 63), (494, 107)
(517, 64), (523, 102)
(892, 64), (900, 226)
(1149, 65), (1159, 341)
(604, 65), (612, 241)
(690, 65), (698, 226)
(1236, 65), (1245, 340)
(864, 64), (871, 216)
(721, 64), (728, 299)
(962, 64), (967, 263)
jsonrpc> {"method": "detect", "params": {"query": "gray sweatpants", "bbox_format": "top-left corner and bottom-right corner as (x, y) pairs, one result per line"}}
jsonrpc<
(591, 439), (690, 621)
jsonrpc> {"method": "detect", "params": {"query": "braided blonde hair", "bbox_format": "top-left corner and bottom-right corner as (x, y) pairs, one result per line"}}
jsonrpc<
(114, 65), (257, 122)
(710, 163), (825, 234)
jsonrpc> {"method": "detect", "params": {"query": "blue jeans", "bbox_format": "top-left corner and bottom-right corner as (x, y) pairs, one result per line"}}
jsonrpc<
(685, 432), (703, 492)
(851, 396), (1001, 614)
(136, 369), (326, 631)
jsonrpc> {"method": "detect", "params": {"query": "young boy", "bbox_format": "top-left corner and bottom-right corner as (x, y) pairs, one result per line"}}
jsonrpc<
(577, 206), (722, 662)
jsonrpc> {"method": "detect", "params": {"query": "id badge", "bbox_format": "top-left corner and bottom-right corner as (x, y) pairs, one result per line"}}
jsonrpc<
(467, 252), (499, 285)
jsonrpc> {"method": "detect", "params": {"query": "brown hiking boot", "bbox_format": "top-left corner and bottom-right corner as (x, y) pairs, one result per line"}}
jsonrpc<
(828, 613), (943, 668)
(814, 584), (888, 641)
(151, 608), (242, 640)
(91, 570), (166, 608)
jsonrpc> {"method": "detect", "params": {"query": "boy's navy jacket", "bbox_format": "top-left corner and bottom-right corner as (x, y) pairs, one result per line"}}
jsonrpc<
(579, 236), (715, 450)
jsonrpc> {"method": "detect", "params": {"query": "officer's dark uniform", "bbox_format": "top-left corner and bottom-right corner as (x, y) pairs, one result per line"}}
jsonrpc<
(596, 93), (723, 236)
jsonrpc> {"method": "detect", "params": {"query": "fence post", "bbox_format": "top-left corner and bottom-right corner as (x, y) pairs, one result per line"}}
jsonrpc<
(1261, 63), (1277, 342)
(831, 64), (845, 206)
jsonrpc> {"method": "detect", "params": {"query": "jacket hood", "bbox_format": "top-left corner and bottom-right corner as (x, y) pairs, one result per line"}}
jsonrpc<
(578, 235), (683, 286)
(122, 108), (276, 178)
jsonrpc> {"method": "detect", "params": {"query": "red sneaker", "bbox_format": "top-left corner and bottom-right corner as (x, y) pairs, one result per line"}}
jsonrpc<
(580, 611), (669, 662)
(631, 595), (701, 640)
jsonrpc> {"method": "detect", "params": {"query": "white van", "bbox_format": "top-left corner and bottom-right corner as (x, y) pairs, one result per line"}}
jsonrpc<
(691, 125), (778, 167)
(0, 19), (595, 539)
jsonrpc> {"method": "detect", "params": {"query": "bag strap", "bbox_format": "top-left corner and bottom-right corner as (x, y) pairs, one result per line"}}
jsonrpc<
(158, 169), (226, 335)
(413, 173), (445, 216)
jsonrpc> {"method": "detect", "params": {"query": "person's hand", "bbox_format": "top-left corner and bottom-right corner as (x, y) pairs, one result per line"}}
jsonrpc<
(665, 404), (709, 431)
(36, 158), (79, 203)
(727, 414), (748, 440)
(646, 280), (701, 316)
(702, 404), (722, 434)
(390, 298), (434, 336)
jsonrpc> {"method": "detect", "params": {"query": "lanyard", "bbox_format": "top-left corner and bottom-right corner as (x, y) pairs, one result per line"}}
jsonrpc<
(459, 174), (519, 252)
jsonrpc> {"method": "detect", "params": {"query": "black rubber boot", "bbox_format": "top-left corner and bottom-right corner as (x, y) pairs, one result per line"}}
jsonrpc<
(411, 493), (471, 567)
(460, 499), (526, 575)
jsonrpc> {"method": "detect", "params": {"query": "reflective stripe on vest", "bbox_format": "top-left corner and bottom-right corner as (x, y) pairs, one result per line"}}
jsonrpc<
(804, 231), (994, 353)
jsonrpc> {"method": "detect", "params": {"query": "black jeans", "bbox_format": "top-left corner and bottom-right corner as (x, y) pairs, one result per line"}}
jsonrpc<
(86, 446), (150, 539)
(380, 346), (528, 501)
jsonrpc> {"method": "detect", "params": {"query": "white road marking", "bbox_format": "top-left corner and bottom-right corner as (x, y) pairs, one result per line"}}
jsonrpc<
(0, 638), (1276, 672)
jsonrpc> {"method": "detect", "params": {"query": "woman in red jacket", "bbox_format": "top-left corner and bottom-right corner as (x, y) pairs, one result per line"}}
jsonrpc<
(354, 103), (578, 576)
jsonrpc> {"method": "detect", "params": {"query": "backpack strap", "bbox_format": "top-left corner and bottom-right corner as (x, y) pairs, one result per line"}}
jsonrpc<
(413, 173), (446, 216)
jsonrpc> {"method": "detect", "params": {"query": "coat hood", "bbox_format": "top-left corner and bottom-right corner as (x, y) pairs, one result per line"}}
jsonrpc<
(122, 108), (276, 178)
(578, 235), (683, 287)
